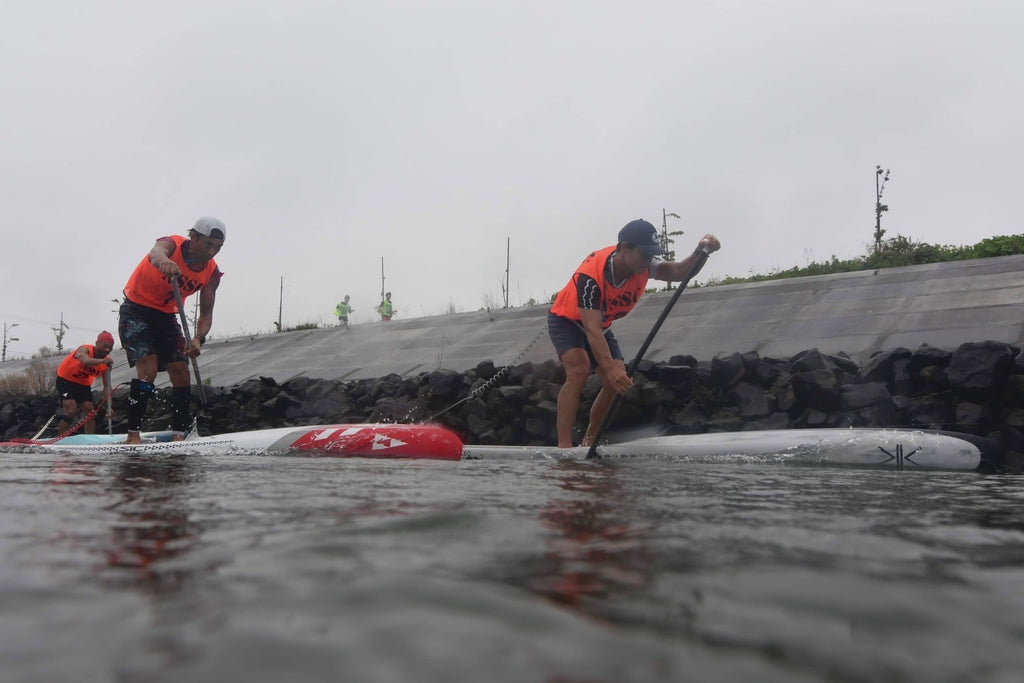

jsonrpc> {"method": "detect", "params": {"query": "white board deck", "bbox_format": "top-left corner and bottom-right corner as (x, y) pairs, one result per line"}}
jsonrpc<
(460, 428), (990, 471)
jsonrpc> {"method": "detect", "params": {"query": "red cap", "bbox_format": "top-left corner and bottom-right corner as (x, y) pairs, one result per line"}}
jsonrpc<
(96, 331), (115, 346)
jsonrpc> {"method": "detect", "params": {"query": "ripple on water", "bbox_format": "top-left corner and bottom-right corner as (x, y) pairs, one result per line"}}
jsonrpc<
(2, 452), (1024, 681)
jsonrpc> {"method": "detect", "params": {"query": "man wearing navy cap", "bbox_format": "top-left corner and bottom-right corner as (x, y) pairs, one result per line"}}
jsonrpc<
(548, 219), (720, 448)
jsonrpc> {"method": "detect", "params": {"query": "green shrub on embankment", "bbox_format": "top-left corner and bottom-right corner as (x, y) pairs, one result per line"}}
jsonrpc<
(701, 233), (1024, 287)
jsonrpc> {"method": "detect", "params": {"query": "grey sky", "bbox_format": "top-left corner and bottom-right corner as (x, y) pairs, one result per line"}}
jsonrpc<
(2, 0), (1020, 358)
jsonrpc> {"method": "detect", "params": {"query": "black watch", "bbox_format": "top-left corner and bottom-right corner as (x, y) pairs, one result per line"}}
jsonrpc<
(198, 334), (207, 345)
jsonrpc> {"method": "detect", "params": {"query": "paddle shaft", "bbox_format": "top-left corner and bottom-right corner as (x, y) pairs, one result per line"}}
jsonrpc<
(104, 370), (112, 435)
(585, 246), (711, 459)
(170, 279), (207, 406)
(31, 415), (55, 441)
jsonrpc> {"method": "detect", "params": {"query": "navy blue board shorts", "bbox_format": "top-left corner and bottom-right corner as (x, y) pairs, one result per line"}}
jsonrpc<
(547, 312), (623, 369)
(118, 299), (188, 371)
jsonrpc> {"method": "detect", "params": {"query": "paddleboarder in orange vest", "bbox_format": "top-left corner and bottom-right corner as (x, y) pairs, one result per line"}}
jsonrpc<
(118, 217), (225, 444)
(548, 219), (721, 448)
(55, 331), (115, 434)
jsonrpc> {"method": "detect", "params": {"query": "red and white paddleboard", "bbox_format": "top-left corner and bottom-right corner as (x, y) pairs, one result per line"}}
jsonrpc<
(0, 423), (464, 461)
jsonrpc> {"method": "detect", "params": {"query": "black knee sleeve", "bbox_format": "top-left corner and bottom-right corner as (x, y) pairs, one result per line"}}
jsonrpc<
(127, 378), (154, 432)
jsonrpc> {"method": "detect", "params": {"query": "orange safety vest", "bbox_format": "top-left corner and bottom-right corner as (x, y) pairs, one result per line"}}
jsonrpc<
(56, 345), (107, 386)
(549, 245), (650, 329)
(123, 235), (219, 312)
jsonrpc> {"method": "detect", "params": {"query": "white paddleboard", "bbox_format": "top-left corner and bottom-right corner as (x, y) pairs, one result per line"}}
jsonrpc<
(460, 428), (992, 471)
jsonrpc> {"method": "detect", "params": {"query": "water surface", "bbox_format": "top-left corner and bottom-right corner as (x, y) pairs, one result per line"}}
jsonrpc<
(2, 451), (1022, 682)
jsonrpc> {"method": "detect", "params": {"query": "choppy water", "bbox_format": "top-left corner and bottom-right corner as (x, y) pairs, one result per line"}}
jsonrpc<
(2, 450), (1023, 683)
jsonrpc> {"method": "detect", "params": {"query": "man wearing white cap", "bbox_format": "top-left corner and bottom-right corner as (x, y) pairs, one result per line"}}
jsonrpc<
(118, 217), (226, 443)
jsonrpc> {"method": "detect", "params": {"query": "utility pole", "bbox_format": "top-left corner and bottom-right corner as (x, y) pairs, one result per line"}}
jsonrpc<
(504, 237), (510, 308)
(2, 322), (19, 361)
(660, 208), (683, 289)
(275, 275), (284, 332)
(52, 313), (69, 353)
(875, 166), (891, 255)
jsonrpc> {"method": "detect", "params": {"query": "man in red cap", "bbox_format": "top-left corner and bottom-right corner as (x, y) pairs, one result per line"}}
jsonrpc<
(118, 217), (225, 443)
(55, 331), (115, 434)
(548, 219), (721, 448)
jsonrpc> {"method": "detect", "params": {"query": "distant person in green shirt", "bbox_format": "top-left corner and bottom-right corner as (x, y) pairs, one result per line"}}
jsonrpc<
(377, 292), (396, 321)
(334, 295), (353, 326)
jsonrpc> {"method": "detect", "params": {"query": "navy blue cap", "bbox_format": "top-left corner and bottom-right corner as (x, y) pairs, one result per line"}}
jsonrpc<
(617, 219), (665, 256)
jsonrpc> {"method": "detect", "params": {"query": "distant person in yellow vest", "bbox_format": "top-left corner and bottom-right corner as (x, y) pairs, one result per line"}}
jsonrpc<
(377, 292), (396, 321)
(55, 331), (115, 433)
(335, 295), (353, 326)
(548, 219), (721, 448)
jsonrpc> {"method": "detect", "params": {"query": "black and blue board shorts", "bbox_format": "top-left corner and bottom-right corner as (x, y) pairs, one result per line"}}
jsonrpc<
(118, 299), (187, 371)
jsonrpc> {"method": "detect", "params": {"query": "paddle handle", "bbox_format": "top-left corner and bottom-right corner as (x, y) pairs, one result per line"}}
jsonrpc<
(171, 279), (208, 406)
(585, 246), (712, 459)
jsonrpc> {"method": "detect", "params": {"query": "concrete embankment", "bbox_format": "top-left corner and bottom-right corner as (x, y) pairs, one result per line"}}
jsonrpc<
(4, 254), (1024, 388)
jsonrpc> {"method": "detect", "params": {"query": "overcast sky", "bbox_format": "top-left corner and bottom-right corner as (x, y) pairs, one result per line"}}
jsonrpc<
(1, 0), (1020, 358)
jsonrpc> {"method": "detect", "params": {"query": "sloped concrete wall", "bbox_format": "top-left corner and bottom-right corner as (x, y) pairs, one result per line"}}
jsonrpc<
(5, 254), (1024, 389)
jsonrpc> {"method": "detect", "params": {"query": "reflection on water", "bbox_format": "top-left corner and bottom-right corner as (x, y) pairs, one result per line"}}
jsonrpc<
(2, 452), (1023, 682)
(48, 454), (209, 590)
(44, 455), (218, 678)
(534, 462), (652, 608)
(103, 457), (204, 590)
